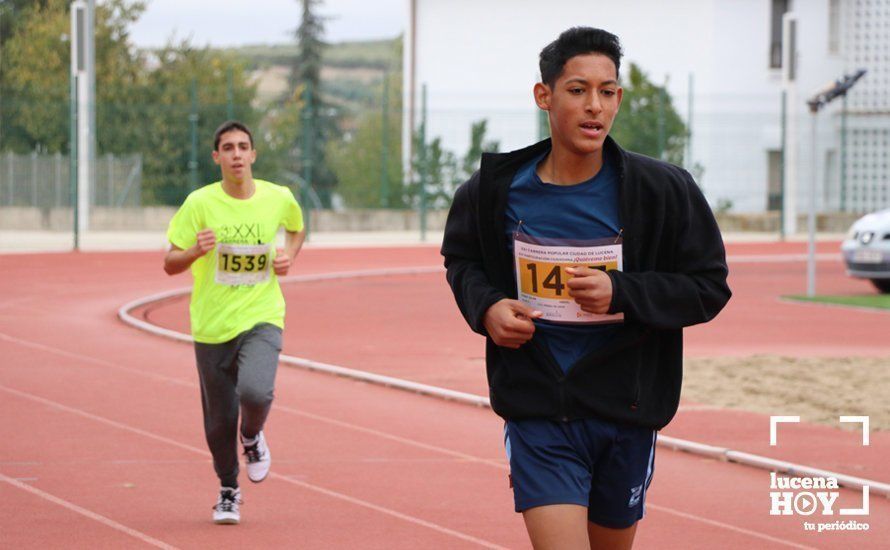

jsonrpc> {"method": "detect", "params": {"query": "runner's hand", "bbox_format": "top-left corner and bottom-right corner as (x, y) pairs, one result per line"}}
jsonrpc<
(195, 229), (216, 255)
(565, 267), (613, 314)
(273, 247), (291, 276)
(482, 299), (543, 349)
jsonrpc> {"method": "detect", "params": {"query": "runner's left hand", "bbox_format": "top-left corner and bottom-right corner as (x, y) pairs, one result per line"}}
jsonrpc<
(565, 266), (613, 314)
(273, 247), (291, 276)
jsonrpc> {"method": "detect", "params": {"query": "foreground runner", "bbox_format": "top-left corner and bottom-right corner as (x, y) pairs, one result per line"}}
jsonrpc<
(442, 28), (730, 549)
(164, 121), (305, 524)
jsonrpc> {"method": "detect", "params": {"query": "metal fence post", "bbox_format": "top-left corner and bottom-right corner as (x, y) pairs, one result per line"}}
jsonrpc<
(107, 153), (114, 206)
(657, 86), (666, 160)
(301, 81), (314, 236)
(70, 71), (79, 250)
(419, 83), (428, 242)
(227, 67), (235, 120)
(189, 79), (199, 191)
(380, 69), (390, 208)
(7, 151), (14, 206)
(31, 152), (37, 207)
(55, 152), (63, 207)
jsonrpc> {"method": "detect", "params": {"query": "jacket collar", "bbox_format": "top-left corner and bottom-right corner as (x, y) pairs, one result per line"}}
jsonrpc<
(480, 135), (626, 182)
(476, 135), (631, 293)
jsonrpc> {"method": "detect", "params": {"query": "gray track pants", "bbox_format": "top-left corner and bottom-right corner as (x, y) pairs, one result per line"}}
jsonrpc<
(194, 323), (282, 488)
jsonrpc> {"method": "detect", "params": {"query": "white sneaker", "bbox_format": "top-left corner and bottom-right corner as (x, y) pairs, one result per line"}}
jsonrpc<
(242, 431), (271, 483)
(212, 487), (241, 525)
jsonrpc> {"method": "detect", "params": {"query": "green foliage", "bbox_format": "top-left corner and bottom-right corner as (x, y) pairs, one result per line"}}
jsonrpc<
(462, 120), (500, 177)
(1, 1), (156, 153)
(291, 0), (338, 206)
(291, 0), (325, 89)
(256, 87), (305, 186)
(714, 198), (734, 213)
(325, 110), (403, 208)
(135, 44), (258, 204)
(0, 1), (403, 208)
(0, 0), (50, 50)
(326, 72), (403, 208)
(407, 120), (500, 209)
(0, 0), (262, 205)
(610, 63), (687, 165)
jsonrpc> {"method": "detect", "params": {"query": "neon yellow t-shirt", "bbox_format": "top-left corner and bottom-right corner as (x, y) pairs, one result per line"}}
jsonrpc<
(166, 179), (304, 344)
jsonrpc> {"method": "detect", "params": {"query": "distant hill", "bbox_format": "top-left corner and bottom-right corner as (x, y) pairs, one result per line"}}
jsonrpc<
(220, 37), (401, 107)
(221, 37), (401, 70)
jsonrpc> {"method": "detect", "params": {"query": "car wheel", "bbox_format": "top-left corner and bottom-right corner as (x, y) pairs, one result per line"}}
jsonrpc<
(870, 279), (890, 294)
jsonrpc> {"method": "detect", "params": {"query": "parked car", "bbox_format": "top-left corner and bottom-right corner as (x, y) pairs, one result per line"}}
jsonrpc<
(841, 208), (890, 293)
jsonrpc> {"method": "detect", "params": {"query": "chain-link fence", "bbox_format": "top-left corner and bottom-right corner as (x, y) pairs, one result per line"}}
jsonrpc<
(1, 87), (887, 234)
(0, 152), (141, 209)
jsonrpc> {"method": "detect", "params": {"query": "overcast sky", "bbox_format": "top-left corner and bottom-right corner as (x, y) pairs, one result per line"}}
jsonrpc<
(129, 0), (406, 48)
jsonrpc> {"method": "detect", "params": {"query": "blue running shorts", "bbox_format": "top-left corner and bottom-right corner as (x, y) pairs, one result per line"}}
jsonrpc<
(504, 417), (656, 529)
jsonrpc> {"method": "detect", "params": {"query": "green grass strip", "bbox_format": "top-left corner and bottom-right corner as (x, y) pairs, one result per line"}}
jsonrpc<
(785, 294), (890, 310)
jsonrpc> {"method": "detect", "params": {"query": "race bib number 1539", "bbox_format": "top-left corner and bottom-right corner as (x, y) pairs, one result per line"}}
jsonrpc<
(215, 243), (271, 286)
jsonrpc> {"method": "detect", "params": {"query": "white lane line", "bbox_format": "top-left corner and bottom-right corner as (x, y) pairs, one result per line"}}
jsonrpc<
(0, 332), (193, 388)
(0, 472), (178, 550)
(727, 253), (840, 263)
(275, 475), (508, 549)
(272, 404), (507, 470)
(647, 504), (817, 550)
(118, 281), (890, 499)
(0, 384), (506, 549)
(0, 333), (843, 548)
(0, 330), (503, 469)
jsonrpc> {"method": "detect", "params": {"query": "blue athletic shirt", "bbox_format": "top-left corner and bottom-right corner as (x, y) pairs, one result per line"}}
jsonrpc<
(504, 151), (622, 373)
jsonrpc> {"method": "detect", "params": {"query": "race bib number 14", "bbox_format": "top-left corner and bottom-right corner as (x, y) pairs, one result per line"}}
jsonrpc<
(215, 243), (271, 286)
(514, 233), (624, 325)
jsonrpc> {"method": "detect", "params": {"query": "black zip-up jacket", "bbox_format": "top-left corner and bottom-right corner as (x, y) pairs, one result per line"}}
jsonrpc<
(441, 137), (731, 430)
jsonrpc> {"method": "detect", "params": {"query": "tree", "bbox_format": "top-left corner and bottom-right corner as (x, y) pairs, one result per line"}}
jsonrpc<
(610, 63), (686, 165)
(407, 119), (499, 209)
(255, 87), (305, 193)
(326, 61), (403, 209)
(292, 0), (338, 207)
(462, 119), (500, 177)
(0, 0), (261, 205)
(136, 43), (258, 204)
(0, 0), (50, 50)
(0, 1), (154, 153)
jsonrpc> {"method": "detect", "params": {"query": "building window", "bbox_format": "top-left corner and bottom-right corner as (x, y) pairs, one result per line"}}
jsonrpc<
(828, 0), (841, 54)
(770, 0), (791, 68)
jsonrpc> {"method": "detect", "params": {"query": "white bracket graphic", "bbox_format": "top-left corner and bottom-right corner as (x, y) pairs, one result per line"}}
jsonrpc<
(770, 415), (800, 446)
(841, 486), (870, 516)
(839, 416), (870, 446)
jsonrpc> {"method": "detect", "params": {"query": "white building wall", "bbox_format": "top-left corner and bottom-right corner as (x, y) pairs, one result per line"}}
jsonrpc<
(405, 0), (864, 213)
(842, 0), (890, 213)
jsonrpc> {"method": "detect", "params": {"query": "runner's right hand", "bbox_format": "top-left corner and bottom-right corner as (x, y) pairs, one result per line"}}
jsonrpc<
(482, 299), (543, 349)
(195, 229), (216, 255)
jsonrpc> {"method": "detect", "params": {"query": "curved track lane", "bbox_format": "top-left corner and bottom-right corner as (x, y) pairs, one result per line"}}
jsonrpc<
(1, 245), (887, 549)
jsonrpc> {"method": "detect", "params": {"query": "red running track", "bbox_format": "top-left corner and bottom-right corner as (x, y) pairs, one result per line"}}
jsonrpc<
(1, 243), (888, 548)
